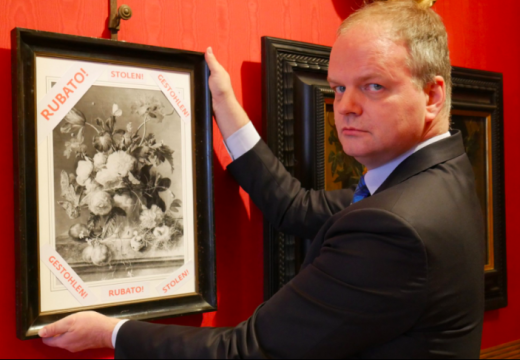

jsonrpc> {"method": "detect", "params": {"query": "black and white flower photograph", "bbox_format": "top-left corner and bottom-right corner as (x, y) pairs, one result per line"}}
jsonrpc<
(52, 85), (186, 283)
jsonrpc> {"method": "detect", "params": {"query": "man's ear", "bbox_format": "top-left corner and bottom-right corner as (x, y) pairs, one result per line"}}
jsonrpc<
(424, 76), (446, 122)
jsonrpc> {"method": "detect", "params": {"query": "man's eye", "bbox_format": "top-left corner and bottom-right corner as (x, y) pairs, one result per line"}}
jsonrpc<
(367, 84), (384, 91)
(335, 86), (346, 94)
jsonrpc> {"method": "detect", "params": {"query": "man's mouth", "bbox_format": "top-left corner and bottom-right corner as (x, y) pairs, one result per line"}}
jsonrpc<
(341, 127), (367, 135)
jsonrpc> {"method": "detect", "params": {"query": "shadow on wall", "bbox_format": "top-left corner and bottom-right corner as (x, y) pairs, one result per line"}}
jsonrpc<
(332, 0), (366, 20)
(241, 61), (263, 135)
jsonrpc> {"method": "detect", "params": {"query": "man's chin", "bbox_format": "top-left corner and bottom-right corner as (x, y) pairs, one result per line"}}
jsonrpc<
(342, 148), (370, 161)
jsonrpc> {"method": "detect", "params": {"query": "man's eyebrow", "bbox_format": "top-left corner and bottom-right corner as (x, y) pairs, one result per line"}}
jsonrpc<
(357, 73), (387, 82)
(327, 73), (388, 85)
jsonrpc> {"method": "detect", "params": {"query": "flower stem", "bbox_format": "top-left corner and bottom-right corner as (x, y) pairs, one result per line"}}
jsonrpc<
(85, 122), (100, 134)
(138, 115), (149, 146)
(130, 190), (144, 208)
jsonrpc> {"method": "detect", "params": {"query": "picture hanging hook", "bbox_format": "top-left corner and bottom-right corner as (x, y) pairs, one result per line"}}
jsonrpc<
(109, 0), (133, 41)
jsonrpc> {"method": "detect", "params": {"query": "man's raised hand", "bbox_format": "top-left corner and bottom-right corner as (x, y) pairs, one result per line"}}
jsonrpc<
(39, 311), (121, 353)
(205, 47), (250, 140)
(205, 47), (234, 101)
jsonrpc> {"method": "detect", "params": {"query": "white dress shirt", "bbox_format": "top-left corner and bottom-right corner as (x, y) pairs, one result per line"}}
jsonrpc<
(111, 123), (450, 348)
(364, 131), (451, 194)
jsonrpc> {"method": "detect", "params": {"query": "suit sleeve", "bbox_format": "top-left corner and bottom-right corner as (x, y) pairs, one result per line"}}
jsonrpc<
(115, 209), (428, 359)
(226, 140), (354, 239)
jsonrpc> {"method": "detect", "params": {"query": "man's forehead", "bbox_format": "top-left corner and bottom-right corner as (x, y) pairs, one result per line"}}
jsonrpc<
(329, 23), (410, 81)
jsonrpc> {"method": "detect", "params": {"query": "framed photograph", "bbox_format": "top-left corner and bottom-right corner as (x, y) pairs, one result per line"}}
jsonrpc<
(12, 28), (216, 340)
(450, 67), (507, 311)
(262, 36), (507, 310)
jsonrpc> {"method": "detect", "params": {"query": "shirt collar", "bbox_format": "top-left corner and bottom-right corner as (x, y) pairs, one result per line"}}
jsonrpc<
(364, 132), (451, 195)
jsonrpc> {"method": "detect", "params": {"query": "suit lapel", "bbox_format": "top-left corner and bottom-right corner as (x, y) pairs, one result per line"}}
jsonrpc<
(375, 130), (466, 195)
(304, 130), (467, 266)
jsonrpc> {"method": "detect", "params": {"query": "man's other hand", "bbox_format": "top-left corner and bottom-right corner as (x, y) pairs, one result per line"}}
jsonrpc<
(206, 47), (234, 101)
(39, 311), (121, 353)
(205, 47), (250, 140)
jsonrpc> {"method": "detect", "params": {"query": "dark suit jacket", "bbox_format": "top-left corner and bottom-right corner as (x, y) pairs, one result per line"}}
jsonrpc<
(115, 131), (485, 359)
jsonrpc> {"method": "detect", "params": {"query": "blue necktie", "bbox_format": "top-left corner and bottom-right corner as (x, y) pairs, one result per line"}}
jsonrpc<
(352, 175), (371, 204)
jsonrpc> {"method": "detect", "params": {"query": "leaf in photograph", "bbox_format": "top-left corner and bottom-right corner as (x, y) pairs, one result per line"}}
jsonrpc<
(112, 130), (129, 151)
(136, 105), (149, 117)
(128, 172), (141, 185)
(159, 190), (174, 213)
(58, 201), (81, 219)
(145, 133), (156, 144)
(80, 192), (92, 207)
(157, 177), (172, 192)
(76, 127), (84, 141)
(148, 109), (165, 123)
(96, 117), (104, 128)
(60, 170), (72, 198)
(153, 145), (175, 171)
(150, 192), (167, 212)
(61, 123), (73, 134)
(138, 164), (154, 185)
(170, 198), (182, 213)
(144, 177), (172, 212)
(64, 135), (87, 159)
(163, 214), (176, 227)
(160, 190), (180, 213)
(106, 117), (116, 133)
(87, 214), (101, 234)
(127, 140), (142, 154)
(60, 170), (82, 205)
(101, 207), (127, 238)
(93, 132), (113, 152)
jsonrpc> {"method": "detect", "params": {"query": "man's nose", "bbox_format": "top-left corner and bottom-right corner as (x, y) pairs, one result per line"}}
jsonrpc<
(335, 88), (363, 117)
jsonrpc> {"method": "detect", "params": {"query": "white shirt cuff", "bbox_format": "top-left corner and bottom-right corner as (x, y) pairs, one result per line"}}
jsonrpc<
(224, 122), (261, 161)
(112, 319), (130, 349)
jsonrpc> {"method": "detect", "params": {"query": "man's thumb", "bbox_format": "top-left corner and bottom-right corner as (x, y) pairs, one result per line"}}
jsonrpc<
(39, 318), (70, 338)
(39, 325), (52, 338)
(205, 47), (221, 72)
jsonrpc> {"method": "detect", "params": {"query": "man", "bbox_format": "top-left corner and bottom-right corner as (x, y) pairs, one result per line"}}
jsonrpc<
(40, 0), (485, 358)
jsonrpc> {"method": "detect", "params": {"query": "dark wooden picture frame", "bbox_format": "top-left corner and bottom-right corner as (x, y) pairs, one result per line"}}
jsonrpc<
(12, 28), (216, 340)
(450, 67), (507, 310)
(262, 36), (507, 311)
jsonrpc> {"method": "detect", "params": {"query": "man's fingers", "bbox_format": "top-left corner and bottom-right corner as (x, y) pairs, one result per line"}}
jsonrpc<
(205, 47), (223, 73)
(39, 316), (73, 338)
(43, 334), (81, 353)
(42, 335), (64, 348)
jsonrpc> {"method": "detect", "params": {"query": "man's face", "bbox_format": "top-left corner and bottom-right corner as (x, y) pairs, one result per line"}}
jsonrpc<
(328, 23), (429, 170)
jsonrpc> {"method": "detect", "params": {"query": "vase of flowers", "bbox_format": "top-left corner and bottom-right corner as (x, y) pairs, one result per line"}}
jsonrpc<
(58, 98), (183, 267)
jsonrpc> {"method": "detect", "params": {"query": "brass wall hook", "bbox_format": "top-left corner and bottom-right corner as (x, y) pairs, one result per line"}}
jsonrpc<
(109, 0), (133, 41)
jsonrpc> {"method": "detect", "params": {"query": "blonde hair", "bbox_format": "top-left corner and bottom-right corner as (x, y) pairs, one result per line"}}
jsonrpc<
(338, 0), (452, 120)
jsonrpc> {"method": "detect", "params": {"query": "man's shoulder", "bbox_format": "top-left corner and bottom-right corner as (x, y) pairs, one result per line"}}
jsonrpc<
(331, 153), (483, 248)
(355, 153), (474, 212)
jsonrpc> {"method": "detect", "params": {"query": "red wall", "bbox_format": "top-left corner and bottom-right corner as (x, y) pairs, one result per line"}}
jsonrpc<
(0, 0), (517, 357)
(437, 0), (520, 350)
